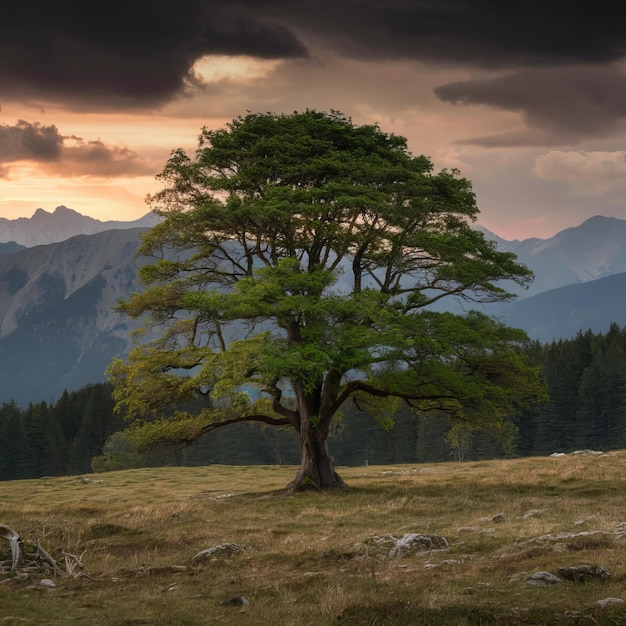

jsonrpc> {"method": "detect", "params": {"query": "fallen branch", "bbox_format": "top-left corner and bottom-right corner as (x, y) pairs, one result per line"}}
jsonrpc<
(0, 524), (59, 576)
(0, 524), (24, 570)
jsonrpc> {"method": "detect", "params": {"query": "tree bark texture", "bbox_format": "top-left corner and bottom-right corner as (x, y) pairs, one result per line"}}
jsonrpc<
(287, 415), (347, 492)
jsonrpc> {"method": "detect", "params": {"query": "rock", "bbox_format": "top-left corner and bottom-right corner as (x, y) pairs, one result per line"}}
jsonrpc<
(190, 543), (244, 562)
(76, 477), (104, 484)
(530, 531), (607, 544)
(550, 450), (603, 456)
(215, 493), (236, 500)
(526, 571), (562, 587)
(522, 509), (545, 519)
(571, 449), (603, 456)
(491, 513), (506, 523)
(557, 565), (610, 583)
(220, 596), (249, 607)
(388, 533), (448, 558)
(557, 612), (597, 625)
(38, 579), (56, 588)
(596, 597), (624, 607)
(365, 533), (448, 558)
(423, 559), (461, 569)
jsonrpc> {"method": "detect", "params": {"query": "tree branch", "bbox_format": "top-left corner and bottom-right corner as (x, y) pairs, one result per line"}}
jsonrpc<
(331, 380), (457, 415)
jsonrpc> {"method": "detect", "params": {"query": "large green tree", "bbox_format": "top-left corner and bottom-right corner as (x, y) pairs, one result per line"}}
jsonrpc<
(108, 111), (545, 491)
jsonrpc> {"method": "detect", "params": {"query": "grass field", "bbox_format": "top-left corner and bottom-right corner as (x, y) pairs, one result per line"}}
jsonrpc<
(2, 453), (626, 624)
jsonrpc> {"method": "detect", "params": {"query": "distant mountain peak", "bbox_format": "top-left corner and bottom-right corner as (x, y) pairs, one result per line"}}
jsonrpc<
(53, 205), (83, 216)
(30, 205), (95, 222)
(0, 206), (157, 247)
(581, 214), (618, 225)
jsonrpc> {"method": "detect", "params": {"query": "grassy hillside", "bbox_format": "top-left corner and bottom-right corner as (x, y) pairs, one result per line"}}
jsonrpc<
(2, 455), (626, 624)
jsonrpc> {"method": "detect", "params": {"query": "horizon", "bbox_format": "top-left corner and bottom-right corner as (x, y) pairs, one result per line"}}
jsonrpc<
(0, 203), (617, 243)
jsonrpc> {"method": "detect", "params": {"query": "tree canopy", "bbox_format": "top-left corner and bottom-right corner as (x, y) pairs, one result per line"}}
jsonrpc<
(108, 110), (546, 490)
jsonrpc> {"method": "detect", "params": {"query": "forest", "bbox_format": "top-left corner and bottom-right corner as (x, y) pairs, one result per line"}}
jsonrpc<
(1, 323), (626, 480)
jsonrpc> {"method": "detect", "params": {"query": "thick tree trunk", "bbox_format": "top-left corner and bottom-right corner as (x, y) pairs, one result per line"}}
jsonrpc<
(286, 419), (347, 492)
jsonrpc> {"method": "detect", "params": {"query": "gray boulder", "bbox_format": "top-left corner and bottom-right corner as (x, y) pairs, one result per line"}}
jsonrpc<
(191, 543), (244, 562)
(366, 533), (448, 558)
(526, 571), (562, 587)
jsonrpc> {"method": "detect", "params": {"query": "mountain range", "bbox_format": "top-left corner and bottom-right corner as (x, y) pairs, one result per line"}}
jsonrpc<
(0, 218), (149, 405)
(0, 206), (624, 405)
(481, 215), (626, 297)
(0, 205), (160, 247)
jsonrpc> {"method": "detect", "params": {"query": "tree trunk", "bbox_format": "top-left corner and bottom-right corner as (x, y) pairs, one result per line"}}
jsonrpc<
(286, 418), (347, 492)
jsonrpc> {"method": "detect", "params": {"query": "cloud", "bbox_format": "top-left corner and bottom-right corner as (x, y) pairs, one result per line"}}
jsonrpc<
(3, 1), (626, 110)
(0, 120), (153, 177)
(434, 64), (626, 145)
(257, 1), (626, 67)
(1, 1), (308, 110)
(0, 120), (62, 161)
(532, 150), (626, 196)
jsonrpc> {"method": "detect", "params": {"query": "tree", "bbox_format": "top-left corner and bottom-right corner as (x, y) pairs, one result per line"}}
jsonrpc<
(23, 401), (66, 478)
(0, 401), (29, 480)
(108, 110), (546, 491)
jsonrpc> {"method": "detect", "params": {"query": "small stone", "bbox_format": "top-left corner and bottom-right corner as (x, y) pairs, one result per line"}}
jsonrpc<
(38, 579), (56, 588)
(388, 533), (448, 558)
(597, 597), (624, 607)
(526, 571), (562, 586)
(215, 493), (236, 500)
(191, 543), (244, 561)
(522, 509), (544, 519)
(491, 513), (506, 523)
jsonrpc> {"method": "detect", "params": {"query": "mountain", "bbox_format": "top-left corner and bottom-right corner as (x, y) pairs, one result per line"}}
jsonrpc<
(0, 228), (147, 406)
(0, 242), (26, 255)
(472, 214), (626, 341)
(2, 210), (626, 405)
(481, 216), (626, 297)
(0, 206), (160, 247)
(489, 272), (626, 343)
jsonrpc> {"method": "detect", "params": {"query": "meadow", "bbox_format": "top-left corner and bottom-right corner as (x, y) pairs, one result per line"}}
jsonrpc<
(2, 453), (626, 625)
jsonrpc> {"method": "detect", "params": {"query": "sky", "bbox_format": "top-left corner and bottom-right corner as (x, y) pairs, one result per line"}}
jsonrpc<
(2, 1), (626, 240)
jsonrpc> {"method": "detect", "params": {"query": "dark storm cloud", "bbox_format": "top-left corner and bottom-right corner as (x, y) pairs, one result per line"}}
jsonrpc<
(2, 1), (626, 110)
(257, 0), (626, 67)
(434, 65), (626, 146)
(0, 121), (153, 176)
(1, 0), (307, 109)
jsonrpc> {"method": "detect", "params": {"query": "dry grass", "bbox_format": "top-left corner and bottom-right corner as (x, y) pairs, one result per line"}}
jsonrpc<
(2, 454), (626, 624)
